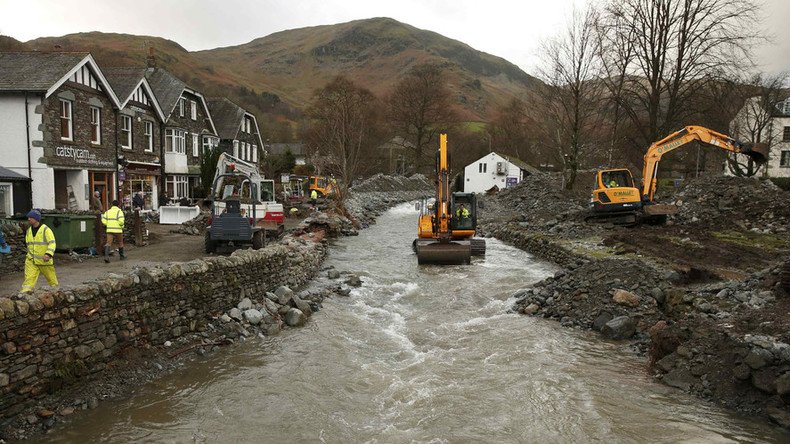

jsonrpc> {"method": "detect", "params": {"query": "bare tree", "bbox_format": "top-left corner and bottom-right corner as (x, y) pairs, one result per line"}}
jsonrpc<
(728, 72), (789, 177)
(601, 0), (762, 155)
(305, 76), (383, 201)
(489, 98), (542, 165)
(537, 4), (605, 189)
(386, 63), (458, 173)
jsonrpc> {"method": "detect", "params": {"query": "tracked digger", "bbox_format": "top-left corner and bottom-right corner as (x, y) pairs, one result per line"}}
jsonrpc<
(588, 125), (768, 225)
(413, 134), (486, 265)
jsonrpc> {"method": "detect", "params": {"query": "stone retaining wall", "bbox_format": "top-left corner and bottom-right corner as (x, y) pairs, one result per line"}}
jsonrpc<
(486, 223), (590, 269)
(0, 236), (327, 418)
(0, 224), (26, 276)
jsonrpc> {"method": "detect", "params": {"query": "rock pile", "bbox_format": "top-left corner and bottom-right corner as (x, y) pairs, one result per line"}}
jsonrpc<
(172, 211), (210, 235)
(672, 176), (790, 233)
(345, 174), (433, 227)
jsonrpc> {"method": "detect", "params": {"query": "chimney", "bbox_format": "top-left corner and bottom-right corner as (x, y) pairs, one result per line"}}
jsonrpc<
(146, 46), (156, 69)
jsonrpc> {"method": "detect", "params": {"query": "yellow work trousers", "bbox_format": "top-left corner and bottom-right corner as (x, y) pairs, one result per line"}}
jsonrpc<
(21, 258), (59, 293)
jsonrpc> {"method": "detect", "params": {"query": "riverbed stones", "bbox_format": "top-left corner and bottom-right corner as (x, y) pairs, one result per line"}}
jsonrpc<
(592, 312), (613, 331)
(612, 289), (640, 307)
(243, 309), (263, 325)
(328, 270), (340, 279)
(290, 295), (312, 317)
(521, 303), (540, 315)
(346, 275), (362, 287)
(601, 316), (636, 339)
(229, 308), (243, 322)
(285, 308), (307, 327)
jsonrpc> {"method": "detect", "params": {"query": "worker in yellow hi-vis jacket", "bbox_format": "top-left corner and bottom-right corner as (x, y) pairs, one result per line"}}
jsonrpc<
(101, 200), (125, 263)
(20, 209), (59, 293)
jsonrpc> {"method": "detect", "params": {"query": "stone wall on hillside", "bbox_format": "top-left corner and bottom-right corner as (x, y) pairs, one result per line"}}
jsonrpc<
(0, 236), (326, 417)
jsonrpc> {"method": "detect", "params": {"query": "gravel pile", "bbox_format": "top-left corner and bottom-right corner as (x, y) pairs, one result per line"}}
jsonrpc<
(172, 211), (211, 235)
(673, 176), (790, 233)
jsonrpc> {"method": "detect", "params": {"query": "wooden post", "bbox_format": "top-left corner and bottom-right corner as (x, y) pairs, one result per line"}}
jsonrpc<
(134, 210), (142, 245)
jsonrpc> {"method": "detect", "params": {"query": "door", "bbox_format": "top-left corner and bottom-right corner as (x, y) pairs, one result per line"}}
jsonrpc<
(54, 170), (68, 210)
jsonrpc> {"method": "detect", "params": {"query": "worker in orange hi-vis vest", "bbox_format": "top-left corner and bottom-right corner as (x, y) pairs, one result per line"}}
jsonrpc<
(101, 200), (126, 263)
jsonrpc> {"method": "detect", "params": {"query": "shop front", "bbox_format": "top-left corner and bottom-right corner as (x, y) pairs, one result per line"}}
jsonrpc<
(120, 162), (161, 210)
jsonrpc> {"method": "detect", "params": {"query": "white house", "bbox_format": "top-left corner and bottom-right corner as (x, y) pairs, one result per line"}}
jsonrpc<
(729, 96), (790, 178)
(463, 152), (540, 193)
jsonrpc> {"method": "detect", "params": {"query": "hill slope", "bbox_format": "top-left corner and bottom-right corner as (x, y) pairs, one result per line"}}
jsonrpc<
(2, 18), (541, 123)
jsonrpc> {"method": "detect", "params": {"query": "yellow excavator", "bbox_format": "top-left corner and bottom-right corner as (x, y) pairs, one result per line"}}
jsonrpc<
(589, 125), (768, 225)
(413, 134), (486, 265)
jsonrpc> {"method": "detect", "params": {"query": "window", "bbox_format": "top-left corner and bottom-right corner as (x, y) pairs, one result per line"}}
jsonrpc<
(190, 100), (197, 120)
(90, 106), (101, 144)
(203, 136), (218, 153)
(233, 140), (239, 158)
(781, 150), (790, 167)
(783, 126), (790, 142)
(166, 175), (189, 199)
(144, 121), (153, 152)
(178, 98), (185, 117)
(121, 115), (132, 149)
(165, 128), (186, 154)
(0, 183), (12, 218)
(192, 134), (199, 157)
(60, 99), (72, 140)
(478, 162), (487, 173)
(245, 117), (251, 133)
(252, 144), (257, 162)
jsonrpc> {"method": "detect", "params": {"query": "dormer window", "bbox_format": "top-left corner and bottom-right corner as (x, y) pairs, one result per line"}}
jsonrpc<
(179, 98), (185, 117)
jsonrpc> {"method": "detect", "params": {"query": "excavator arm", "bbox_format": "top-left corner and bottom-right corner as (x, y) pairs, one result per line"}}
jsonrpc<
(641, 126), (767, 202)
(436, 134), (451, 238)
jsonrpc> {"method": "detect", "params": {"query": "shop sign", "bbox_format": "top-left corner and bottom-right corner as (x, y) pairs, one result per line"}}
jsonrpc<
(55, 146), (114, 168)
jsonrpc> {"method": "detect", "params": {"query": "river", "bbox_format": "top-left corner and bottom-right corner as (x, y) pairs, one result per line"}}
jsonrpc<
(45, 203), (788, 442)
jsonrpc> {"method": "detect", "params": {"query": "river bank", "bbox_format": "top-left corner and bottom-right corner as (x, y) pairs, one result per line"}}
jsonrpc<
(480, 172), (790, 429)
(0, 175), (432, 441)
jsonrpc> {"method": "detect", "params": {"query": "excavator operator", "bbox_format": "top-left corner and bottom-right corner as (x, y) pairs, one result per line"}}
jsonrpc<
(456, 203), (470, 218)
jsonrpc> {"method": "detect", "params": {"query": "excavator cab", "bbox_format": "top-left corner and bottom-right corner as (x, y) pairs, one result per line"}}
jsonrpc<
(590, 169), (641, 212)
(450, 193), (477, 232)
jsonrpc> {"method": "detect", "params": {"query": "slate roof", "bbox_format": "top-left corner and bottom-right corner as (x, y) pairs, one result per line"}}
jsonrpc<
(0, 52), (89, 92)
(103, 67), (147, 102)
(0, 166), (30, 181)
(206, 97), (245, 140)
(144, 67), (187, 116)
(492, 152), (542, 175)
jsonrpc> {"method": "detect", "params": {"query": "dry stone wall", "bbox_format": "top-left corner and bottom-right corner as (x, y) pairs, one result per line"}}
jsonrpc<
(0, 236), (326, 417)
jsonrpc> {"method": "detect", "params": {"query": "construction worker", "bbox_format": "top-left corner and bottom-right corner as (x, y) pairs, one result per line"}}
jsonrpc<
(102, 200), (125, 263)
(456, 203), (470, 218)
(310, 189), (318, 205)
(20, 209), (58, 293)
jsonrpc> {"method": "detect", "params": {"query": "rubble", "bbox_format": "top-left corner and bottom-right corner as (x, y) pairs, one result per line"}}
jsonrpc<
(172, 210), (211, 235)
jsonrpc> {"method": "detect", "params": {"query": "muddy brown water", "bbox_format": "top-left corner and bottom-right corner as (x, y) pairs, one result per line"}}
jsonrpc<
(43, 204), (789, 442)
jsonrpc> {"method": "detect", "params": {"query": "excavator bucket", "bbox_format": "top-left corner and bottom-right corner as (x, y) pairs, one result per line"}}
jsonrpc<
(415, 240), (471, 265)
(744, 143), (769, 163)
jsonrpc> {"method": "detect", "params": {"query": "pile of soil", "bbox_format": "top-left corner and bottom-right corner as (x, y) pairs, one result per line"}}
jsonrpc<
(672, 176), (790, 233)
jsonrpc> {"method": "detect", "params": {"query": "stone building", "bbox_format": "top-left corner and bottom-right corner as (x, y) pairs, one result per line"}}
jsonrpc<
(103, 68), (166, 210)
(144, 68), (218, 201)
(0, 52), (121, 210)
(206, 97), (264, 166)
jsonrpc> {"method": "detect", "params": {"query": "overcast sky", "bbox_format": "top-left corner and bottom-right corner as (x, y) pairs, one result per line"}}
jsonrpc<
(1, 0), (788, 75)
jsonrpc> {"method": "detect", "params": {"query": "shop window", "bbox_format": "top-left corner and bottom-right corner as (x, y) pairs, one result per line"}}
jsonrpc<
(190, 100), (197, 120)
(165, 128), (186, 154)
(121, 115), (132, 149)
(60, 99), (72, 141)
(0, 183), (11, 217)
(124, 177), (154, 210)
(90, 106), (101, 144)
(144, 121), (153, 152)
(192, 134), (199, 157)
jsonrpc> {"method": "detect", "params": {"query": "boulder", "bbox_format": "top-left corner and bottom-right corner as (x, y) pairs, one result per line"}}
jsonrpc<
(346, 275), (362, 287)
(601, 316), (636, 340)
(650, 287), (665, 304)
(328, 270), (341, 279)
(237, 298), (253, 311)
(663, 368), (696, 392)
(285, 308), (307, 327)
(243, 309), (263, 325)
(612, 289), (640, 308)
(592, 312), (613, 332)
(229, 308), (243, 322)
(744, 348), (771, 369)
(521, 303), (540, 315)
(274, 286), (294, 305)
(290, 295), (313, 317)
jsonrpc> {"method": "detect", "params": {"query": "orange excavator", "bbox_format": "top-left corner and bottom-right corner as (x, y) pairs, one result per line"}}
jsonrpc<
(589, 125), (768, 225)
(413, 134), (486, 265)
